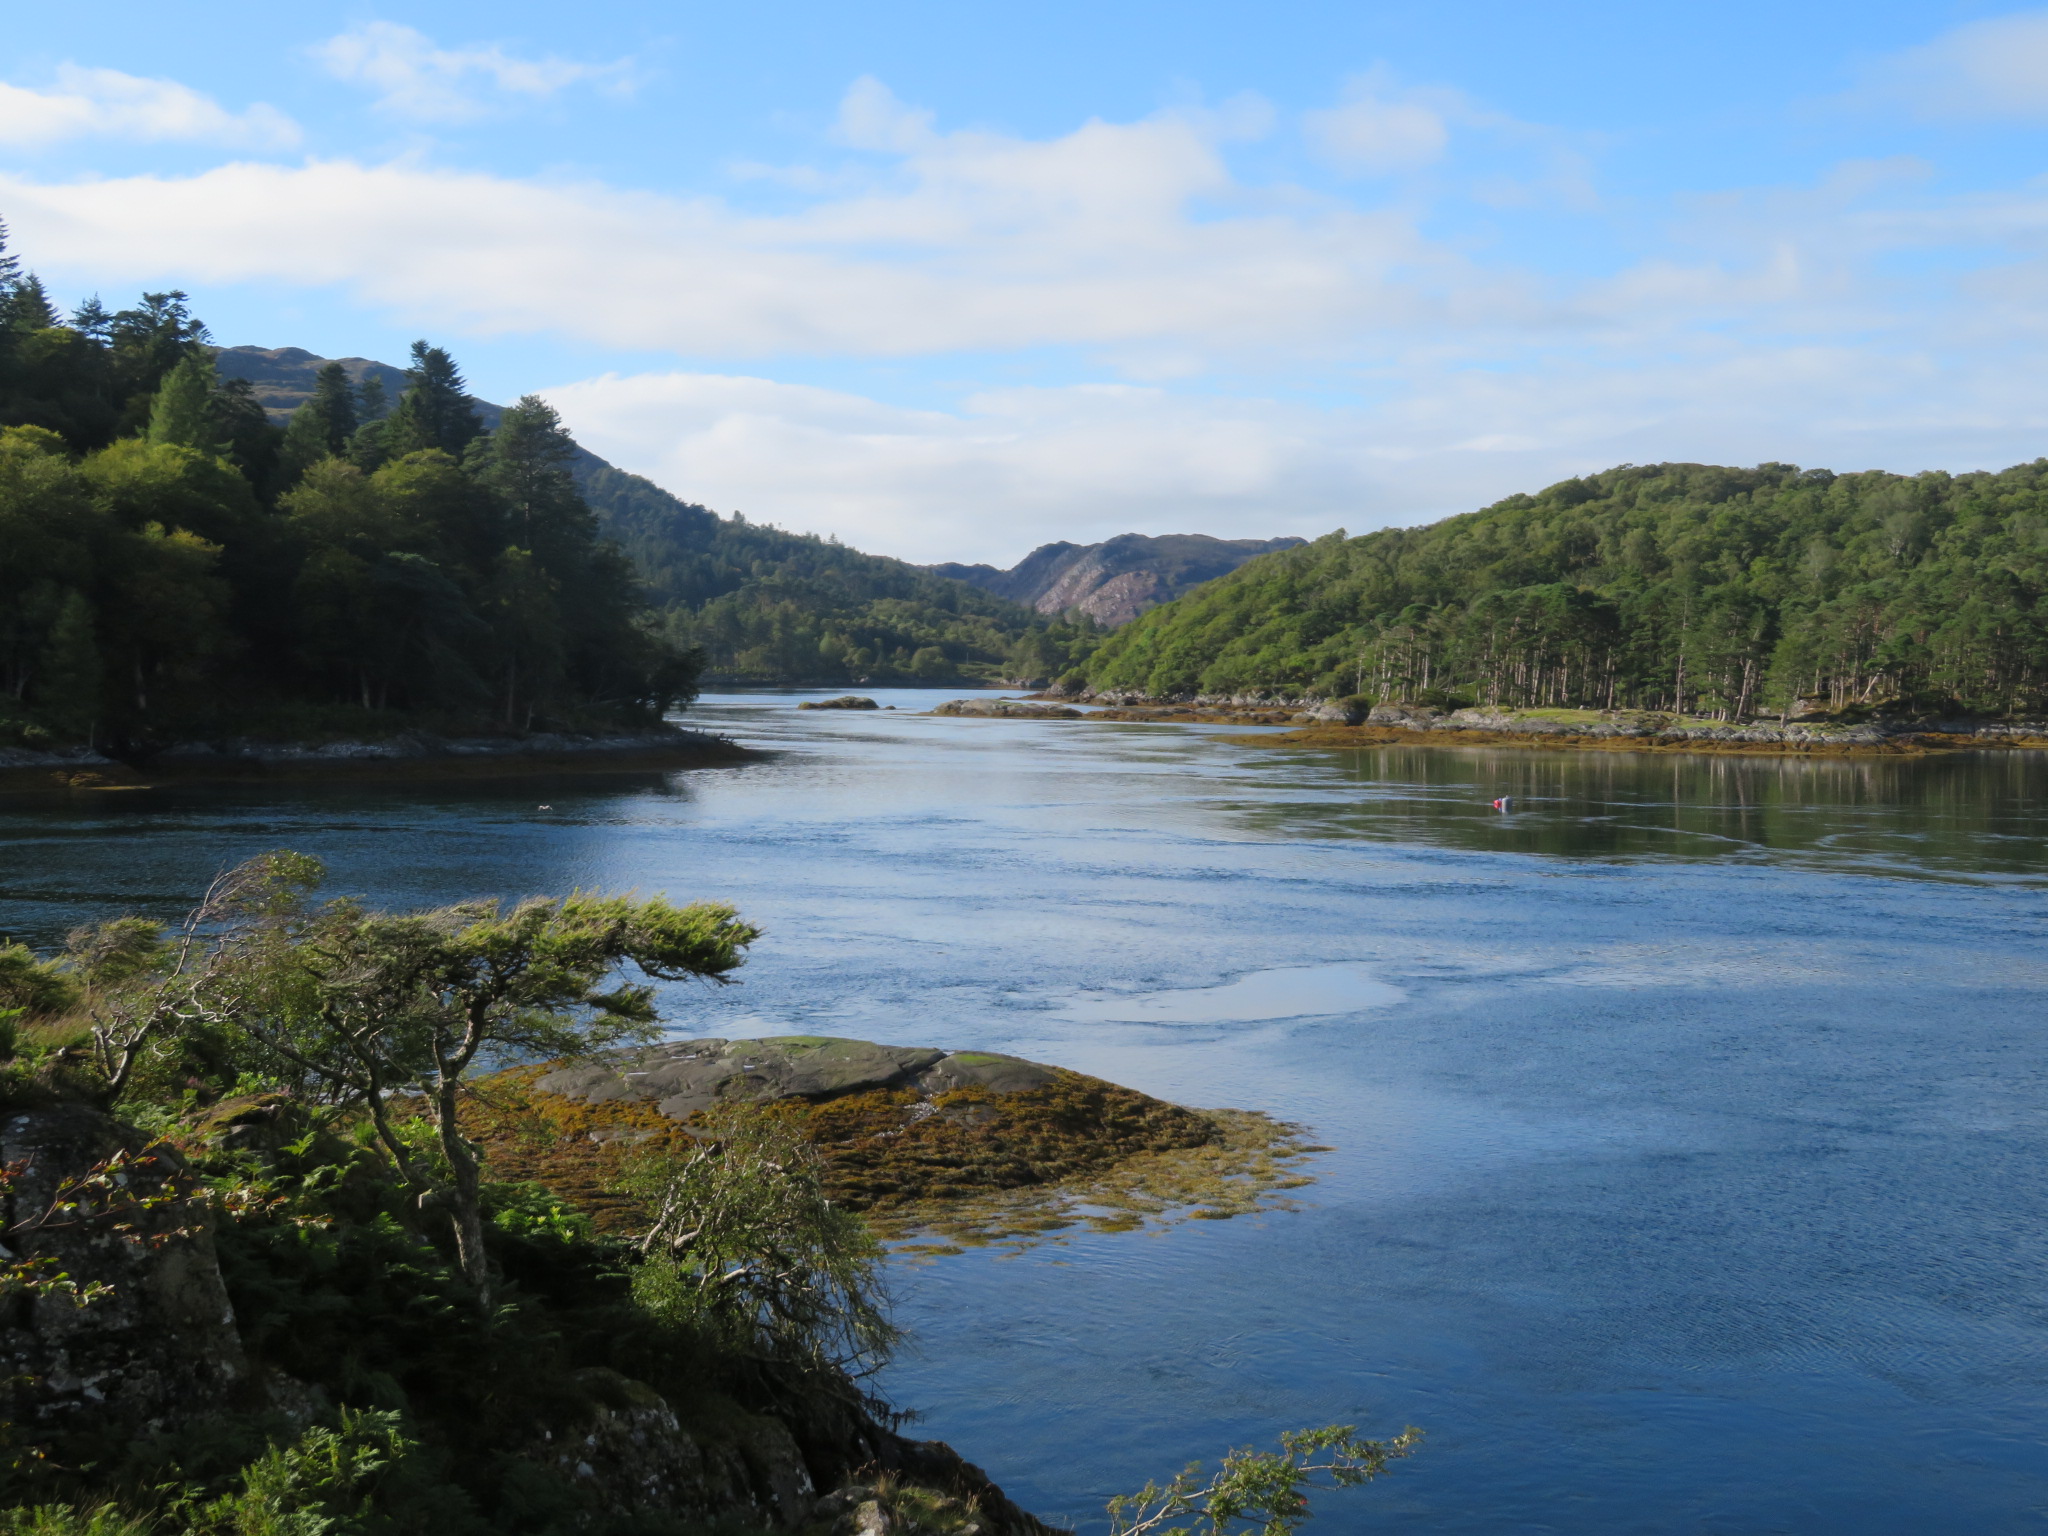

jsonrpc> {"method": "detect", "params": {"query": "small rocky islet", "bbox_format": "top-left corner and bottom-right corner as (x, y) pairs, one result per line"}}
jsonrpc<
(471, 1034), (1310, 1246)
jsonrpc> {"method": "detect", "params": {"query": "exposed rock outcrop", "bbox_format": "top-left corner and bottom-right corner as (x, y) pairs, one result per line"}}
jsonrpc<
(799, 696), (881, 710)
(0, 1107), (257, 1442)
(930, 700), (1081, 719)
(930, 534), (1304, 627)
(532, 1036), (1061, 1123)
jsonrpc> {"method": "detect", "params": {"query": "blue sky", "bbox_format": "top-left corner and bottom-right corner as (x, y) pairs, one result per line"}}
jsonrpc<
(7, 2), (2048, 562)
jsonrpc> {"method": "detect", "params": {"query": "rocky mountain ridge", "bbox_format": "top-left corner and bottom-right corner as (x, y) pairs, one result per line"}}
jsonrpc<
(930, 533), (1306, 627)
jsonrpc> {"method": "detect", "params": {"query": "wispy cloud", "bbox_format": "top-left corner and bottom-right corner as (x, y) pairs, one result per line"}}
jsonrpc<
(1854, 10), (2048, 122)
(310, 22), (639, 123)
(1302, 69), (1456, 174)
(0, 65), (298, 149)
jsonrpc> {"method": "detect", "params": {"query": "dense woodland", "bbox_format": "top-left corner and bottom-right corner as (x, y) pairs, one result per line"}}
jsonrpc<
(0, 223), (690, 751)
(582, 462), (1097, 685)
(1081, 461), (2048, 718)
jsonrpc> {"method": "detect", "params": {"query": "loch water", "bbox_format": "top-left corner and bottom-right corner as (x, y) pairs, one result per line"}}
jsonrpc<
(4, 690), (2047, 1534)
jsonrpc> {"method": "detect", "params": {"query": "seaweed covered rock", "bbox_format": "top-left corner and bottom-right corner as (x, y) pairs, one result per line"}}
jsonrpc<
(798, 697), (881, 710)
(476, 1037), (1216, 1224)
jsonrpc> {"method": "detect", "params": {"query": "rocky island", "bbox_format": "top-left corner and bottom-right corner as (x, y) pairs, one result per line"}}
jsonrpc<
(469, 1035), (1308, 1247)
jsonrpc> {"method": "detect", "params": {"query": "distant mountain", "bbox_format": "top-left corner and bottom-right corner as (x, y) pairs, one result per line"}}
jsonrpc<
(214, 346), (1078, 686)
(212, 346), (410, 417)
(930, 533), (1307, 627)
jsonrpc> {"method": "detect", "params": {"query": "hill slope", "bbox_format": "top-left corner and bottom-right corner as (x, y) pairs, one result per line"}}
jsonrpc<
(1079, 460), (2048, 719)
(218, 346), (1075, 686)
(931, 532), (1304, 626)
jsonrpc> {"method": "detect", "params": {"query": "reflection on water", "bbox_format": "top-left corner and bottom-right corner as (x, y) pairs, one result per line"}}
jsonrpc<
(1227, 743), (2048, 882)
(1056, 963), (1404, 1023)
(3, 688), (2048, 1533)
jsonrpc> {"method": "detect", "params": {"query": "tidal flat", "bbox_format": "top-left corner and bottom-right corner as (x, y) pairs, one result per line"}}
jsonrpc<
(4, 686), (2047, 1533)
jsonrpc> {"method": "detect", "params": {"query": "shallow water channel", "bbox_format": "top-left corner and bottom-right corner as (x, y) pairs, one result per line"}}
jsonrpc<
(4, 689), (2047, 1533)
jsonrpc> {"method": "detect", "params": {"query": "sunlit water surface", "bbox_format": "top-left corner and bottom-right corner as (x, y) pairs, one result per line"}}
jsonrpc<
(4, 690), (2047, 1534)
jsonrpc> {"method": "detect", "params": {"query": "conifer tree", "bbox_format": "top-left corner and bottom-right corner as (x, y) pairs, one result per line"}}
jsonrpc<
(381, 341), (482, 458)
(69, 295), (111, 340)
(145, 352), (224, 452)
(481, 394), (580, 547)
(0, 217), (20, 296)
(281, 361), (361, 477)
(5, 275), (55, 330)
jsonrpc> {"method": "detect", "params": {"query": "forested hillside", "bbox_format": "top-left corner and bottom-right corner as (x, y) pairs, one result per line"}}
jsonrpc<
(581, 461), (1101, 684)
(0, 223), (688, 751)
(1081, 461), (2048, 718)
(214, 345), (1095, 687)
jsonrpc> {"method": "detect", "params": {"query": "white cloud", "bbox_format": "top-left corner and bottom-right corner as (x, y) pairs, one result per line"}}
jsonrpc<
(541, 337), (2048, 566)
(1302, 71), (1453, 174)
(9, 76), (2048, 562)
(832, 76), (935, 152)
(311, 22), (637, 123)
(0, 105), (1486, 358)
(1858, 11), (2048, 122)
(0, 65), (298, 149)
(542, 372), (1374, 562)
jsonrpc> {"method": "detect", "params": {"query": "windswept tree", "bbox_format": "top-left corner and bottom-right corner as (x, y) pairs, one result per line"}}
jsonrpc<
(622, 1104), (900, 1382)
(191, 852), (761, 1309)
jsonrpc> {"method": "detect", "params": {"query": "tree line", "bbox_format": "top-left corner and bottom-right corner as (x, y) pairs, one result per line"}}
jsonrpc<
(1081, 460), (2048, 718)
(0, 220), (690, 751)
(585, 461), (1097, 686)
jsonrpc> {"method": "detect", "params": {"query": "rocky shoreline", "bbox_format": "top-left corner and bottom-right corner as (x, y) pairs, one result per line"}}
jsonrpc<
(0, 726), (756, 791)
(995, 693), (2048, 755)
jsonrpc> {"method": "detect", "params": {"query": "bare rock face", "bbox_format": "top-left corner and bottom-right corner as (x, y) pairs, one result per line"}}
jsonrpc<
(798, 696), (881, 710)
(524, 1369), (817, 1528)
(0, 1105), (254, 1443)
(1303, 698), (1371, 725)
(1366, 704), (1443, 727)
(929, 532), (1305, 628)
(534, 1037), (1060, 1123)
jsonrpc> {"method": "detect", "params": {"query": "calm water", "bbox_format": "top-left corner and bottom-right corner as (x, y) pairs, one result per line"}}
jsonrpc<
(4, 691), (2047, 1534)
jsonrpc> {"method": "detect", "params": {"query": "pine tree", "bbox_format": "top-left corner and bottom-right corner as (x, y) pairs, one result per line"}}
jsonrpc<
(0, 217), (20, 296)
(146, 352), (224, 452)
(70, 296), (111, 340)
(5, 275), (55, 330)
(281, 361), (361, 477)
(381, 341), (482, 458)
(481, 394), (579, 547)
(36, 590), (101, 741)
